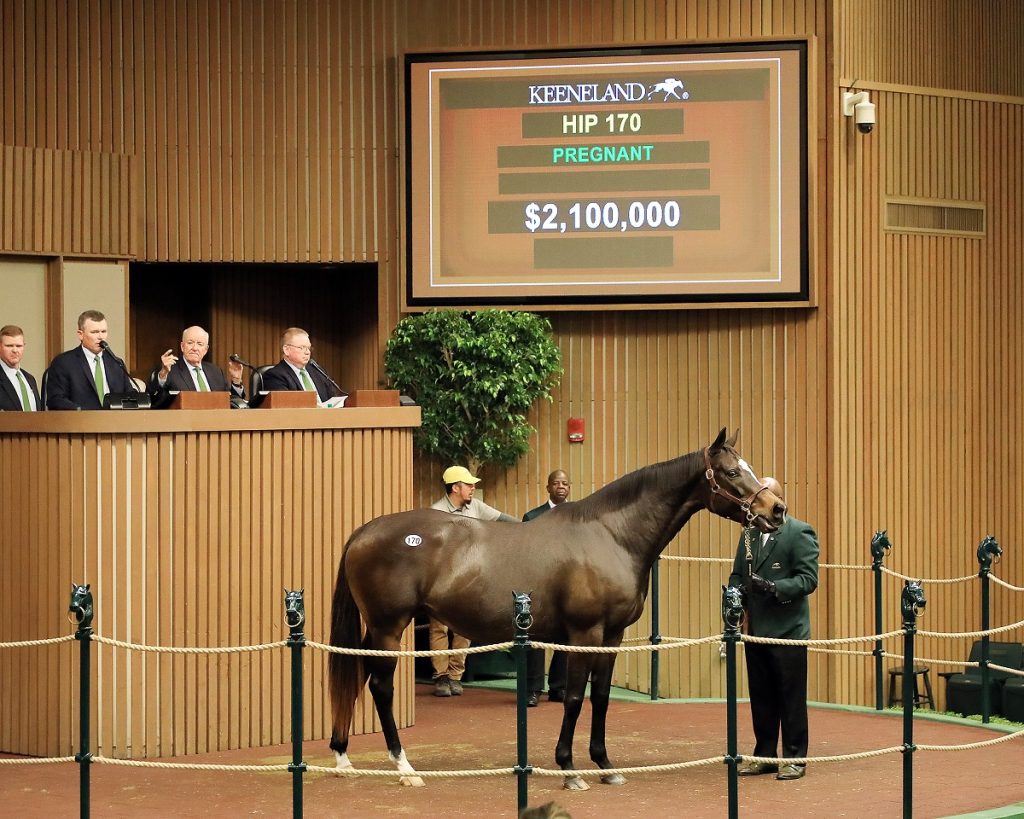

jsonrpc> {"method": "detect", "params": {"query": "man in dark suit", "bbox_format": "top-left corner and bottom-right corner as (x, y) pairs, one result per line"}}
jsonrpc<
(523, 469), (572, 705)
(45, 310), (134, 410)
(148, 325), (245, 401)
(0, 325), (41, 411)
(728, 477), (819, 781)
(261, 327), (346, 404)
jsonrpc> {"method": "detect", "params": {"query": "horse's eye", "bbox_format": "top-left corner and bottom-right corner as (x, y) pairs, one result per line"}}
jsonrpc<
(726, 469), (739, 478)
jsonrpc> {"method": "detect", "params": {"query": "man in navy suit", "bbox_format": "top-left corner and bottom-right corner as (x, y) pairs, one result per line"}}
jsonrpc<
(45, 310), (134, 410)
(261, 327), (346, 404)
(148, 325), (245, 401)
(0, 325), (41, 411)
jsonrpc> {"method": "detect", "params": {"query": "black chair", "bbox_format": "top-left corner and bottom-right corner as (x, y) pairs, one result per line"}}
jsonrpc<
(1003, 675), (1024, 722)
(942, 641), (1023, 717)
(248, 365), (274, 407)
(39, 368), (49, 409)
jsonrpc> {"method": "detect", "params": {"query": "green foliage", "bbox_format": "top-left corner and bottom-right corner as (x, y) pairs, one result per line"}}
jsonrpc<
(384, 309), (562, 474)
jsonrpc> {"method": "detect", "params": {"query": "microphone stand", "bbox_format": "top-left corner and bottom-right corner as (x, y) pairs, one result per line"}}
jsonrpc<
(308, 358), (348, 398)
(99, 341), (140, 393)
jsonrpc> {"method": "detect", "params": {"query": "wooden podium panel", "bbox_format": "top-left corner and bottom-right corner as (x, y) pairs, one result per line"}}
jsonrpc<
(257, 390), (317, 409)
(168, 391), (230, 409)
(0, 407), (420, 759)
(346, 389), (399, 407)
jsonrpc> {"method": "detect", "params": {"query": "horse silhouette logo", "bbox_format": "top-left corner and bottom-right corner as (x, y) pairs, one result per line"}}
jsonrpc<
(648, 77), (688, 101)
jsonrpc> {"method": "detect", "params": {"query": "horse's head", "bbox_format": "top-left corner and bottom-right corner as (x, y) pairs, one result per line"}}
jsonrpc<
(284, 588), (306, 630)
(703, 428), (786, 532)
(901, 580), (926, 625)
(870, 530), (892, 562)
(976, 535), (1001, 572)
(721, 584), (745, 631)
(68, 583), (94, 628)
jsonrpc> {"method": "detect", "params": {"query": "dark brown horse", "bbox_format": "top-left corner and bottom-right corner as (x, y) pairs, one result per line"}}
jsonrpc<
(328, 429), (786, 788)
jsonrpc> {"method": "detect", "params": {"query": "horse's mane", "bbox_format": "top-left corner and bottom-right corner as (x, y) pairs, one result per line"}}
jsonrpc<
(561, 450), (703, 522)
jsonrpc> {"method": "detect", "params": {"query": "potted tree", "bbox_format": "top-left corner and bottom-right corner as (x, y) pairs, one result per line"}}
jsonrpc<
(385, 308), (563, 681)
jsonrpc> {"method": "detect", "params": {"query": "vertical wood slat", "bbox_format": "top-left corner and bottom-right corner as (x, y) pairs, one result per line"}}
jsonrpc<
(0, 417), (415, 759)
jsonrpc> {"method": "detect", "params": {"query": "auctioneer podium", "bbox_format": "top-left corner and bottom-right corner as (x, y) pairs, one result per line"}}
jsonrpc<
(0, 404), (420, 759)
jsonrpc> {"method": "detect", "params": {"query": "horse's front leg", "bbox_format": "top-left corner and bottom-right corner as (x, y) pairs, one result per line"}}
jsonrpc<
(588, 649), (626, 785)
(365, 632), (424, 787)
(556, 649), (595, 791)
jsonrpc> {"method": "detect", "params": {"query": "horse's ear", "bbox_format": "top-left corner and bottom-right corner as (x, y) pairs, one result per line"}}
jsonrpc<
(726, 428), (738, 448)
(711, 428), (727, 450)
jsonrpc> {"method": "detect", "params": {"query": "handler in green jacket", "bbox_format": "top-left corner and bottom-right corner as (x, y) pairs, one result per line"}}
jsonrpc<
(728, 476), (819, 781)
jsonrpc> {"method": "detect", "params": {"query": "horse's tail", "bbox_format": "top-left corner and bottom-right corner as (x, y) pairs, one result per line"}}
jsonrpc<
(328, 545), (365, 751)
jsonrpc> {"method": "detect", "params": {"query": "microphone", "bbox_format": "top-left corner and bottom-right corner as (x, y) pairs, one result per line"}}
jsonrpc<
(99, 340), (140, 393)
(308, 357), (348, 398)
(229, 353), (256, 370)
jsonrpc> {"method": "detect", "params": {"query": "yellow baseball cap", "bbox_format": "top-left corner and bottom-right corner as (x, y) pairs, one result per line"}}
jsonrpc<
(442, 465), (480, 485)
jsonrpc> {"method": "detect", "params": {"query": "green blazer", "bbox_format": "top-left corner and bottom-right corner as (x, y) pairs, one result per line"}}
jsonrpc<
(728, 516), (819, 639)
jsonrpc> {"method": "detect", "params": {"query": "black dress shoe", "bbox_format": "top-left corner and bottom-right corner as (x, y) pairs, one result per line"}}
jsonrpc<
(527, 692), (539, 707)
(547, 689), (564, 702)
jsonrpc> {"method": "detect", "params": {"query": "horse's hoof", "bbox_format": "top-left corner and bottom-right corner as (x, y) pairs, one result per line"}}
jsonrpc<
(399, 775), (425, 787)
(601, 772), (627, 785)
(563, 775), (590, 791)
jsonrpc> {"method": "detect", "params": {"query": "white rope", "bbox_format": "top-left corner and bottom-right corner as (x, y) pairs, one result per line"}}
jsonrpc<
(918, 617), (1024, 639)
(881, 566), (976, 584)
(917, 728), (1024, 752)
(0, 635), (76, 649)
(305, 764), (514, 779)
(743, 630), (904, 647)
(0, 756), (76, 765)
(990, 574), (1024, 592)
(91, 635), (288, 654)
(306, 640), (514, 658)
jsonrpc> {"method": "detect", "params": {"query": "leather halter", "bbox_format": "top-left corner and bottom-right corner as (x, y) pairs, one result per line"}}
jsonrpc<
(703, 446), (770, 524)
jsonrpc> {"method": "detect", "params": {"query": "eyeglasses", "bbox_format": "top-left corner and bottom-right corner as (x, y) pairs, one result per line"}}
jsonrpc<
(285, 344), (312, 353)
(182, 340), (209, 348)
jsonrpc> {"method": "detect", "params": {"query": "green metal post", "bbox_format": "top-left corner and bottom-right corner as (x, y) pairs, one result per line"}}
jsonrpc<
(285, 590), (307, 819)
(650, 557), (661, 700)
(976, 536), (1000, 724)
(721, 586), (744, 819)
(871, 531), (891, 710)
(69, 584), (95, 819)
(900, 581), (926, 819)
(512, 592), (534, 813)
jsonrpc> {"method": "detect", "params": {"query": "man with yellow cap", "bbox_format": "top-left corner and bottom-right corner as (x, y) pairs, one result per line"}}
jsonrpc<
(428, 465), (518, 697)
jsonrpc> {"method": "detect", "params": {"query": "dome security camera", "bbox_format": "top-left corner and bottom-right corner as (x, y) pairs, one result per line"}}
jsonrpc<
(842, 91), (876, 135)
(854, 100), (876, 134)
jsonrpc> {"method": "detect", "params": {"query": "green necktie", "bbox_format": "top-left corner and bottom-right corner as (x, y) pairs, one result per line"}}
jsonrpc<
(93, 355), (106, 403)
(16, 370), (32, 411)
(299, 368), (315, 392)
(193, 366), (209, 391)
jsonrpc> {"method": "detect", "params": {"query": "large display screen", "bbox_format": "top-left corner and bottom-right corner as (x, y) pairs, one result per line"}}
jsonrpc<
(404, 42), (809, 307)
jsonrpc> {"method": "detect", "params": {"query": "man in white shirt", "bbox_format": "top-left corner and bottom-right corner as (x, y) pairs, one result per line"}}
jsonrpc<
(428, 465), (518, 697)
(0, 325), (41, 411)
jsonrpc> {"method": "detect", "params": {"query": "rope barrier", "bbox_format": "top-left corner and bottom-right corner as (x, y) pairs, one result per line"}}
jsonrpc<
(918, 617), (1024, 639)
(0, 635), (76, 649)
(306, 764), (515, 779)
(880, 566), (976, 584)
(91, 635), (287, 654)
(990, 574), (1024, 592)
(306, 640), (514, 657)
(92, 757), (291, 772)
(0, 756), (76, 765)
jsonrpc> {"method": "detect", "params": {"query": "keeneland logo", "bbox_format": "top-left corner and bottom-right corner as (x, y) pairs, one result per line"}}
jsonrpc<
(647, 77), (688, 101)
(527, 78), (688, 105)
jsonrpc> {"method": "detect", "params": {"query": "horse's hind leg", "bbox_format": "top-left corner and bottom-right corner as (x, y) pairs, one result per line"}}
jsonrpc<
(366, 632), (424, 787)
(556, 650), (595, 791)
(589, 650), (626, 785)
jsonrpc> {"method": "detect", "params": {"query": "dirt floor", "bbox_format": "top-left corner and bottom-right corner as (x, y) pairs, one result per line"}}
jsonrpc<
(3, 682), (1024, 818)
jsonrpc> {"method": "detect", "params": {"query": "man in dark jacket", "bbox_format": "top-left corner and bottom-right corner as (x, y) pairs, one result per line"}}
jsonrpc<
(523, 469), (572, 704)
(728, 477), (819, 781)
(45, 310), (134, 410)
(149, 325), (245, 401)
